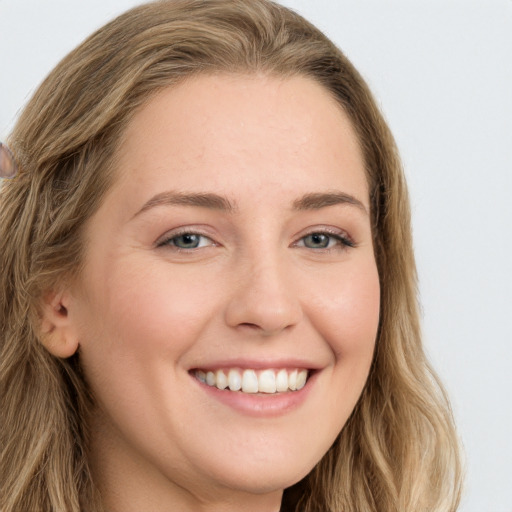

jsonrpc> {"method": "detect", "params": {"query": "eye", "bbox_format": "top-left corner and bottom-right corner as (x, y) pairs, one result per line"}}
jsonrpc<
(296, 231), (354, 250)
(303, 233), (333, 249)
(158, 232), (214, 250)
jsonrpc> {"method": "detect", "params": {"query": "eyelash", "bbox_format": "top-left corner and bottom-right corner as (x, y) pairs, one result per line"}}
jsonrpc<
(156, 230), (216, 251)
(294, 229), (355, 251)
(156, 228), (355, 252)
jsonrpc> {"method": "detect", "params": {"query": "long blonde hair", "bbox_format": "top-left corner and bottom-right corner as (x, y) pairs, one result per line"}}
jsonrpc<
(0, 1), (463, 510)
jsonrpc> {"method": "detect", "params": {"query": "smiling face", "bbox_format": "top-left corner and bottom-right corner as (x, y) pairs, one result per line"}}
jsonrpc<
(64, 74), (380, 511)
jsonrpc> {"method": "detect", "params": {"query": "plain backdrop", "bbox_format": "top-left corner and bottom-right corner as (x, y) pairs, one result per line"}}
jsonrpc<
(1, 1), (511, 510)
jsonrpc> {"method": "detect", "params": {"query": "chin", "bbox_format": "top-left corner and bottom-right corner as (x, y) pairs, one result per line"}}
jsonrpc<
(187, 438), (325, 497)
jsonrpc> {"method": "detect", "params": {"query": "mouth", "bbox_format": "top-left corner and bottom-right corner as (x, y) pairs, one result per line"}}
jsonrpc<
(192, 368), (309, 394)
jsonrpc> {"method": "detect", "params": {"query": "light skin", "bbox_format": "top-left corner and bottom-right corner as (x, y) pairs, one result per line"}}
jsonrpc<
(42, 74), (380, 512)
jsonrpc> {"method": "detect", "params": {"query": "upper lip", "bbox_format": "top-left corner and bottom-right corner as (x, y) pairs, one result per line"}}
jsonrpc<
(188, 358), (324, 372)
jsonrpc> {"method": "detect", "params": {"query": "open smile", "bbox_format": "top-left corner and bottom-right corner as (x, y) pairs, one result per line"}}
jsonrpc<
(193, 367), (309, 394)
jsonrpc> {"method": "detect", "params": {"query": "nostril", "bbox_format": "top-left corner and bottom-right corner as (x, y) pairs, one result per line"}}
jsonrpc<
(239, 322), (259, 329)
(236, 321), (295, 337)
(237, 322), (273, 335)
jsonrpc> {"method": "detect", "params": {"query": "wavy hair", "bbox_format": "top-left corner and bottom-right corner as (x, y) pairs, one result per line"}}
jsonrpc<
(0, 1), (463, 510)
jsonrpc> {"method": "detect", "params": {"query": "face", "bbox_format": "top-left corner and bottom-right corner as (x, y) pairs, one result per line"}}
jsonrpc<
(67, 74), (380, 510)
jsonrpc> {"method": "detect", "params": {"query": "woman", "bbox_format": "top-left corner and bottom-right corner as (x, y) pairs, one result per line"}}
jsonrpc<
(0, 1), (463, 510)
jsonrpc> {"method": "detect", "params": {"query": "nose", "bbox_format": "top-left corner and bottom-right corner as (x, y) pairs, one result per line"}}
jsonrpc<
(224, 255), (303, 336)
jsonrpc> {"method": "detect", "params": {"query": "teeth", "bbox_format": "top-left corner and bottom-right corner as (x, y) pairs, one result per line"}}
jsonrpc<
(206, 371), (215, 386)
(195, 368), (309, 394)
(216, 370), (228, 390)
(228, 369), (242, 391)
(296, 370), (307, 390)
(275, 369), (288, 392)
(258, 369), (276, 393)
(288, 369), (297, 391)
(242, 370), (258, 393)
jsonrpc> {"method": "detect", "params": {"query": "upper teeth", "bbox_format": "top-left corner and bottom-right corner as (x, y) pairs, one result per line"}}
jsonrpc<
(194, 368), (309, 394)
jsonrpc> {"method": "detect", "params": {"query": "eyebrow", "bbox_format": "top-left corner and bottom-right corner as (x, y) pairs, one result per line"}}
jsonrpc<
(132, 189), (367, 218)
(133, 191), (237, 218)
(292, 191), (368, 214)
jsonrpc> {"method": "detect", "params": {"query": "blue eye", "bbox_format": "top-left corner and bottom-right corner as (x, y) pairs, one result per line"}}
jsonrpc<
(303, 233), (331, 249)
(298, 232), (354, 250)
(159, 233), (213, 249)
(172, 233), (202, 249)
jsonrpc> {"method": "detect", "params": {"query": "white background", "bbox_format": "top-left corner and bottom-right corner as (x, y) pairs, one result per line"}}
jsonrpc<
(1, 1), (511, 510)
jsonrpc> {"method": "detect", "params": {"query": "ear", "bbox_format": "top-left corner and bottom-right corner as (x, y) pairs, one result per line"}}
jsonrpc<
(39, 291), (79, 358)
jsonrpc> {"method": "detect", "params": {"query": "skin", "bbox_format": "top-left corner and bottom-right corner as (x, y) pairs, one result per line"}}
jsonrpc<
(0, 143), (17, 178)
(45, 74), (380, 511)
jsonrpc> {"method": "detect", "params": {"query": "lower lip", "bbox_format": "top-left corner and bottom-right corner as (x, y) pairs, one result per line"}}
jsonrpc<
(191, 372), (317, 418)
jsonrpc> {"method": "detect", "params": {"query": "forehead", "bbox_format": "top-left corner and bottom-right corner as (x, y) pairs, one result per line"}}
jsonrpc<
(107, 73), (368, 213)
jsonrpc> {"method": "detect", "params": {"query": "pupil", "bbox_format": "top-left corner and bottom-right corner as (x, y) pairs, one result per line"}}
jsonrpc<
(177, 234), (199, 248)
(307, 233), (328, 248)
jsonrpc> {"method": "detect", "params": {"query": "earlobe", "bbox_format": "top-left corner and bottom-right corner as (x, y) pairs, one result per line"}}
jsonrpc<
(40, 292), (79, 358)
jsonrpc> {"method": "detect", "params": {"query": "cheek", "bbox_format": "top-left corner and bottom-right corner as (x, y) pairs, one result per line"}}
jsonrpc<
(72, 262), (215, 400)
(309, 262), (380, 358)
(83, 260), (219, 354)
(314, 264), (379, 429)
(73, 262), (226, 445)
